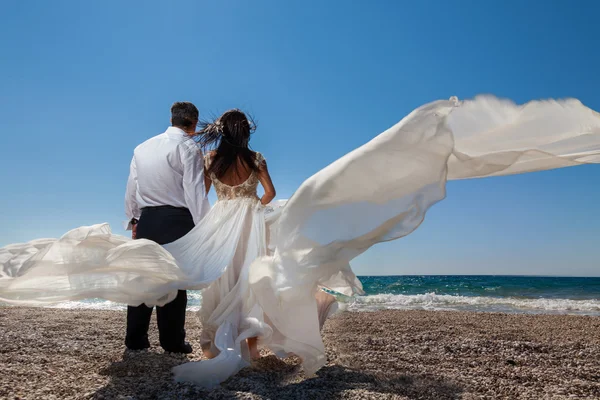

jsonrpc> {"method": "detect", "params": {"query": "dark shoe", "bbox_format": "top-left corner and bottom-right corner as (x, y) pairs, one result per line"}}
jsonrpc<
(163, 342), (193, 354)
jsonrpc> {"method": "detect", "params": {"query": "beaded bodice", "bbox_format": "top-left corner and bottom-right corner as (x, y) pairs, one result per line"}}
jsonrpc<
(205, 152), (265, 201)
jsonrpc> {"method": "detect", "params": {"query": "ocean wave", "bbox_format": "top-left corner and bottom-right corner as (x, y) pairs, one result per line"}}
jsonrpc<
(42, 291), (204, 311)
(46, 300), (126, 311)
(28, 291), (600, 317)
(347, 292), (600, 315)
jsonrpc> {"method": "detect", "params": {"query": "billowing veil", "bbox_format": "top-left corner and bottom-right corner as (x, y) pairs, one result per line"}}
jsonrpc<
(1, 95), (599, 382)
(243, 95), (600, 375)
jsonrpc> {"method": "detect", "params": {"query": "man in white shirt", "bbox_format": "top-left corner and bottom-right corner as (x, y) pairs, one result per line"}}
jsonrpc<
(124, 101), (209, 353)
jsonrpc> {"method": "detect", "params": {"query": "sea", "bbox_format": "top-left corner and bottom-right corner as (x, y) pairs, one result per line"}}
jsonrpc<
(47, 275), (600, 316)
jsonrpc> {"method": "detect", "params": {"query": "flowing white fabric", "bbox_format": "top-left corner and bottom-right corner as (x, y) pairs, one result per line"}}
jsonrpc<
(166, 197), (274, 388)
(244, 95), (600, 376)
(1, 95), (599, 386)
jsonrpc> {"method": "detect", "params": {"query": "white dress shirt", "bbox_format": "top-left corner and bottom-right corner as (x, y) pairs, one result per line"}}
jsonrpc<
(124, 126), (210, 230)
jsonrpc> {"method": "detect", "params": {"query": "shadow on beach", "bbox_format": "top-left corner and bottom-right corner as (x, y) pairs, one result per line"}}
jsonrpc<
(231, 356), (463, 399)
(92, 352), (462, 399)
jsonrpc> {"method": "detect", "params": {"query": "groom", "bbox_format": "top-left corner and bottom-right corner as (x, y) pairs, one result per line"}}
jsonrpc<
(124, 101), (210, 353)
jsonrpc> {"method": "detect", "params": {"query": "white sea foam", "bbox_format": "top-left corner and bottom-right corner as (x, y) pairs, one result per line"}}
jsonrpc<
(40, 291), (204, 312)
(347, 292), (600, 316)
(34, 291), (600, 317)
(46, 300), (126, 311)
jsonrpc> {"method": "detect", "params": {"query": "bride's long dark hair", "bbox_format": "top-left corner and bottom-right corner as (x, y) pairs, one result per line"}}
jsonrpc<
(196, 109), (258, 179)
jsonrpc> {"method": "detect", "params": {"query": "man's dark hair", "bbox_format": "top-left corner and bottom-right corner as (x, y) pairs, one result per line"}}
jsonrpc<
(171, 102), (199, 129)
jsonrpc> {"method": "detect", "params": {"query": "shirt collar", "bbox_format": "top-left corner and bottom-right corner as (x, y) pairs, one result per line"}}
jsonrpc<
(165, 126), (188, 137)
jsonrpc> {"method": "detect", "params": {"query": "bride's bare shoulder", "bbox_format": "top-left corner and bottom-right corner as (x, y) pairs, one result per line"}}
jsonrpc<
(251, 151), (266, 165)
(204, 151), (217, 168)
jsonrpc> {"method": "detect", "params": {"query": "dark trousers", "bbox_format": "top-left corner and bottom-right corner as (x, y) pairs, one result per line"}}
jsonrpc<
(125, 205), (195, 351)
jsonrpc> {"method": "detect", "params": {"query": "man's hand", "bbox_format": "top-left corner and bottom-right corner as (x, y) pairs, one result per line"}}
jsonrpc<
(132, 223), (137, 239)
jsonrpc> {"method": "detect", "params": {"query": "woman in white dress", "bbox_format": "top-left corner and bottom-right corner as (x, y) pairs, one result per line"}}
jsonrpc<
(194, 109), (276, 362)
(1, 95), (599, 388)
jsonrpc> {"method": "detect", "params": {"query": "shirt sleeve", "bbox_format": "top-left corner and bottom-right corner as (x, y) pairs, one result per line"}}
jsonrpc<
(124, 156), (140, 230)
(182, 143), (208, 225)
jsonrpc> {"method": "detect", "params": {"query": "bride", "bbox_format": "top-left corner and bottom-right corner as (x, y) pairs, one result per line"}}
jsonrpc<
(194, 109), (277, 361)
(1, 95), (599, 388)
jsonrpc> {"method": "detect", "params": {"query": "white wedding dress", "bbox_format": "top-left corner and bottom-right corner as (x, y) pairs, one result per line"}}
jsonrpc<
(1, 95), (599, 387)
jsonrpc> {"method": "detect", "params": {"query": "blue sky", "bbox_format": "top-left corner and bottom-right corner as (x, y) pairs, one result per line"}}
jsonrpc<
(0, 1), (598, 276)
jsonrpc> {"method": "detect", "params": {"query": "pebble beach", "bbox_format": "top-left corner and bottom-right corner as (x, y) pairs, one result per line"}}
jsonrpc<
(1, 307), (599, 399)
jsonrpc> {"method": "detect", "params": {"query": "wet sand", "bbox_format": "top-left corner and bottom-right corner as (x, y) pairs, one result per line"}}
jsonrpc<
(0, 307), (599, 399)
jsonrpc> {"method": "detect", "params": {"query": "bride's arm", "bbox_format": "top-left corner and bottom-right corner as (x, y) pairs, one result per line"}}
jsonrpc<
(204, 169), (212, 193)
(257, 159), (276, 205)
(203, 152), (213, 194)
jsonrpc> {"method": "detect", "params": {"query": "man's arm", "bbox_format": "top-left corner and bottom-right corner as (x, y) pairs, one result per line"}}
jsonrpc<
(124, 156), (140, 231)
(182, 144), (208, 225)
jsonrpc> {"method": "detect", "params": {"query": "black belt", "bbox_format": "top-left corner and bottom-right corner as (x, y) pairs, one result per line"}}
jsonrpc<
(141, 205), (189, 211)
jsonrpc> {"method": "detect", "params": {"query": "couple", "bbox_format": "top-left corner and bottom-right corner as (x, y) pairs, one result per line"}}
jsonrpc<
(123, 101), (339, 386)
(123, 101), (287, 365)
(1, 94), (599, 388)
